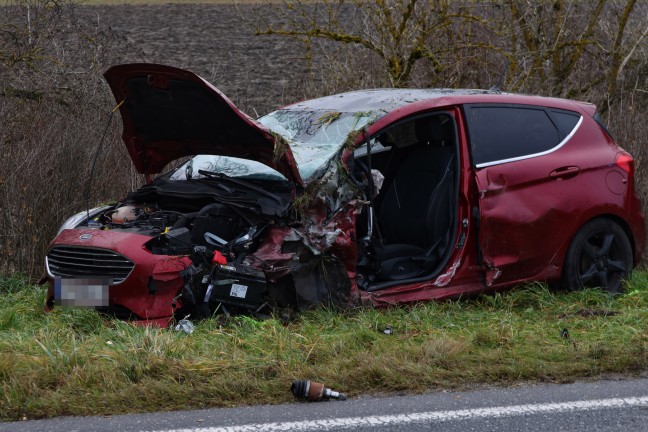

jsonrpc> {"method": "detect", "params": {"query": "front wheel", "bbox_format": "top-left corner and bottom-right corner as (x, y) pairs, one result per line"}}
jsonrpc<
(562, 219), (633, 294)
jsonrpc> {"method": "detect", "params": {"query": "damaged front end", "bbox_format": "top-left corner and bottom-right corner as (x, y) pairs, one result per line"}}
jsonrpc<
(173, 160), (366, 320)
(45, 158), (363, 323)
(44, 63), (377, 325)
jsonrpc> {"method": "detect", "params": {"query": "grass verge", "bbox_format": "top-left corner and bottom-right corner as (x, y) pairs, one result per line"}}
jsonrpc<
(1, 272), (647, 420)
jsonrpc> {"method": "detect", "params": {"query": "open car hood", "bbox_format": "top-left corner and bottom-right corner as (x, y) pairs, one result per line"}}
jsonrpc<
(104, 64), (303, 185)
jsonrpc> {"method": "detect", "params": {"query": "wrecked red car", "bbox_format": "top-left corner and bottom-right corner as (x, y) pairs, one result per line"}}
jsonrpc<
(44, 63), (645, 326)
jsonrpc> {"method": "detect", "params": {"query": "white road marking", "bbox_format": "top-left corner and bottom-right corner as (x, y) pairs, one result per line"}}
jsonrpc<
(157, 396), (648, 432)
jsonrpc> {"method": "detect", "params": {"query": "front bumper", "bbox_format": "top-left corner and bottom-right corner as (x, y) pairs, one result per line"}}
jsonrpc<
(45, 228), (192, 326)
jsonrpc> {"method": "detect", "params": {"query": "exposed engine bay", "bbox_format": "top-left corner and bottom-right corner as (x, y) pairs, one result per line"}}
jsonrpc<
(96, 173), (295, 314)
(108, 176), (291, 255)
(72, 170), (354, 321)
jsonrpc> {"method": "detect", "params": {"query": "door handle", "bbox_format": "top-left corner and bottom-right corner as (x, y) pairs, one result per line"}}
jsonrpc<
(549, 166), (580, 180)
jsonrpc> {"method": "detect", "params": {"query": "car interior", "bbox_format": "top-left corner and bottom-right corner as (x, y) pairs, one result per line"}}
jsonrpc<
(354, 113), (459, 290)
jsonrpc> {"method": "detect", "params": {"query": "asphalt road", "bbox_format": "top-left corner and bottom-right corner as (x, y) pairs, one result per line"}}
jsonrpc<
(4, 376), (648, 432)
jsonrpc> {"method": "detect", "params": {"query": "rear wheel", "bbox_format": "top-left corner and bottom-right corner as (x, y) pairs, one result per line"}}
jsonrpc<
(562, 219), (633, 294)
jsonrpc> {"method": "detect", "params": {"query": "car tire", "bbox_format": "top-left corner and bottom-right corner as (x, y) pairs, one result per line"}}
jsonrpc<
(562, 218), (633, 294)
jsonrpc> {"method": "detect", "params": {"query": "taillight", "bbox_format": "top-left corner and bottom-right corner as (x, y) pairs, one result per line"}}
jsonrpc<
(615, 152), (634, 174)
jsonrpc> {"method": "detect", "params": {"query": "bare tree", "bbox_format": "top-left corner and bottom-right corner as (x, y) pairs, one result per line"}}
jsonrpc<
(500, 0), (647, 111)
(246, 0), (501, 88)
(248, 0), (648, 108)
(0, 0), (142, 277)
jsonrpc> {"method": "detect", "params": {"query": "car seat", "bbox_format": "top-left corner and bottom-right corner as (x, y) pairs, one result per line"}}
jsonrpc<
(375, 116), (455, 281)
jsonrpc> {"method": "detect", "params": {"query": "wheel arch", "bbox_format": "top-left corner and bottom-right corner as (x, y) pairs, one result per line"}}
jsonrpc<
(559, 214), (635, 292)
(575, 214), (637, 263)
(558, 213), (637, 275)
(554, 213), (641, 277)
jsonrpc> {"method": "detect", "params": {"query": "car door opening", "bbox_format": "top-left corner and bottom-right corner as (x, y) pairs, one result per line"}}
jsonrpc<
(354, 113), (459, 291)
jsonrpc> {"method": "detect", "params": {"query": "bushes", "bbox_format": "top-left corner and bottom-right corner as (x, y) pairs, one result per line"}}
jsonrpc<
(0, 1), (141, 276)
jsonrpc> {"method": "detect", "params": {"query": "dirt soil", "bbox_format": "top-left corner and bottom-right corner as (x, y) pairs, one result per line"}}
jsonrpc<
(78, 3), (314, 115)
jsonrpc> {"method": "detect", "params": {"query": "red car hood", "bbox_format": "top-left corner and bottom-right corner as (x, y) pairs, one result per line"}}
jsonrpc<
(104, 63), (302, 185)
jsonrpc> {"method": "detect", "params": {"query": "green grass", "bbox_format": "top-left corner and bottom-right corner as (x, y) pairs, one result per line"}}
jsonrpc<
(1, 273), (648, 420)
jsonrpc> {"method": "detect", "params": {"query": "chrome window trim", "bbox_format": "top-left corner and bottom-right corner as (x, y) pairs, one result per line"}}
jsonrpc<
(475, 115), (583, 169)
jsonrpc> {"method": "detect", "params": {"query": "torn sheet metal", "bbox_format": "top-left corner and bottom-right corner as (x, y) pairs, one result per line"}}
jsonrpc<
(433, 258), (462, 287)
(248, 155), (365, 310)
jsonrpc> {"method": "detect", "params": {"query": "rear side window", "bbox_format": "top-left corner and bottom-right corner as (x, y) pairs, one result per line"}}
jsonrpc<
(549, 110), (581, 139)
(593, 113), (613, 138)
(464, 105), (582, 167)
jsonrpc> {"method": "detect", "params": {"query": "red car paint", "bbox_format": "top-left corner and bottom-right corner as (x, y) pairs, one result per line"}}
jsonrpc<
(46, 229), (191, 326)
(44, 64), (645, 325)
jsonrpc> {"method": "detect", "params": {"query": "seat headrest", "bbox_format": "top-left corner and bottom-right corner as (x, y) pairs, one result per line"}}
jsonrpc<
(415, 115), (454, 146)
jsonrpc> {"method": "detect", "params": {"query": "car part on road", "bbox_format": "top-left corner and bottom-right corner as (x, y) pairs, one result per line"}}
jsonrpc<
(291, 380), (347, 402)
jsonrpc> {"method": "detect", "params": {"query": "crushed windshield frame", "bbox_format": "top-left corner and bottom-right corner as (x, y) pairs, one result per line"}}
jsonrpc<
(259, 109), (379, 180)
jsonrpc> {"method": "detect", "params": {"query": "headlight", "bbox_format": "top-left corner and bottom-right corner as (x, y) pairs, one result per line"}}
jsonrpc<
(56, 206), (112, 236)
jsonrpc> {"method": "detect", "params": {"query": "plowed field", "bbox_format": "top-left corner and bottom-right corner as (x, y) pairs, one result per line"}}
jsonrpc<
(79, 3), (311, 114)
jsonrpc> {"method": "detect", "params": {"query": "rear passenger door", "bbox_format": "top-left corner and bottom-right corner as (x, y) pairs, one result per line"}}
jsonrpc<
(463, 104), (583, 286)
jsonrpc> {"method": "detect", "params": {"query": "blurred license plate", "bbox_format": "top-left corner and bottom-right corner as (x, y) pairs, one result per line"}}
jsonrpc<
(54, 277), (110, 307)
